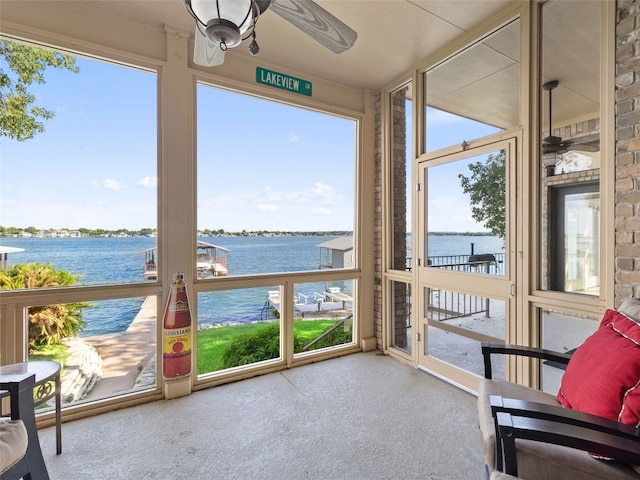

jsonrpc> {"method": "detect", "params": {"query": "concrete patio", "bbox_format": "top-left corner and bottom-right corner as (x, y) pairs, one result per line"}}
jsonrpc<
(36, 351), (484, 479)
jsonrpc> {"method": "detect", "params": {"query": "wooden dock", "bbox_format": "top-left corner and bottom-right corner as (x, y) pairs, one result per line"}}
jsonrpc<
(266, 289), (352, 319)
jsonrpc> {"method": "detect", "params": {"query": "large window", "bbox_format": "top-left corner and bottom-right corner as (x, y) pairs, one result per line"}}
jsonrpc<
(0, 39), (159, 407)
(0, 41), (157, 286)
(196, 84), (355, 277)
(195, 84), (358, 375)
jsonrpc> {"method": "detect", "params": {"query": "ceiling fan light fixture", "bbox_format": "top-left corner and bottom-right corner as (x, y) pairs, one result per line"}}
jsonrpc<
(248, 31), (259, 56)
(185, 0), (258, 50)
(205, 18), (241, 49)
(542, 152), (562, 176)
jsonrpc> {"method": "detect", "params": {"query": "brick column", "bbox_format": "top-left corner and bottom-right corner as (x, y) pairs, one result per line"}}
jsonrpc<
(391, 89), (409, 348)
(374, 93), (383, 349)
(615, 0), (640, 303)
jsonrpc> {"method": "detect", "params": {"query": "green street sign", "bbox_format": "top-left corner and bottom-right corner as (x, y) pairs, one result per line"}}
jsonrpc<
(256, 67), (312, 97)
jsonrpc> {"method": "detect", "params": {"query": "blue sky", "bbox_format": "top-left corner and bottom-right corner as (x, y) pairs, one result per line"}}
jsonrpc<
(1, 47), (500, 233)
(1, 56), (157, 231)
(0, 53), (358, 232)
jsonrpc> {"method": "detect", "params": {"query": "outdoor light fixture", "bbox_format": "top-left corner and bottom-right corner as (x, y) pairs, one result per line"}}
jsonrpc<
(184, 0), (260, 53)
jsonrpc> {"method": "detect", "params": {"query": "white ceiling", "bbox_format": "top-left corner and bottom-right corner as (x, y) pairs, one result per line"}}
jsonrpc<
(75, 0), (514, 90)
(29, 1), (600, 129)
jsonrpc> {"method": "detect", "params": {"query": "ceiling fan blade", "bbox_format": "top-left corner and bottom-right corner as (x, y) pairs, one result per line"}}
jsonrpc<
(565, 133), (600, 152)
(270, 0), (357, 54)
(567, 143), (600, 153)
(193, 27), (225, 67)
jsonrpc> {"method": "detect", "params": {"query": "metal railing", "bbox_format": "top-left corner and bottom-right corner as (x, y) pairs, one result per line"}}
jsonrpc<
(427, 252), (504, 275)
(425, 252), (501, 320)
(427, 288), (490, 321)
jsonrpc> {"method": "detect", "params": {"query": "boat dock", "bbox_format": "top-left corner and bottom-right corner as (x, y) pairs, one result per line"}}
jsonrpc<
(265, 288), (353, 320)
(82, 296), (157, 398)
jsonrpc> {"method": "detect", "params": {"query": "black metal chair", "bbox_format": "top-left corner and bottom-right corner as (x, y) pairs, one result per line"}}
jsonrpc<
(0, 374), (50, 480)
(479, 342), (640, 479)
(494, 409), (640, 478)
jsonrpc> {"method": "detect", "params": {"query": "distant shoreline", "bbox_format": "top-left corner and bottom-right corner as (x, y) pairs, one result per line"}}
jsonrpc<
(0, 230), (496, 239)
(0, 230), (354, 239)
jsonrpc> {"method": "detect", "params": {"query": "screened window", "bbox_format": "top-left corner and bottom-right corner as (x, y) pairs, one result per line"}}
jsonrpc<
(540, 0), (600, 295)
(390, 82), (413, 271)
(0, 40), (158, 287)
(196, 84), (356, 278)
(423, 19), (520, 153)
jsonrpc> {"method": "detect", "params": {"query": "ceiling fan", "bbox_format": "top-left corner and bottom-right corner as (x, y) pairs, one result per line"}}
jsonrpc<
(184, 0), (358, 67)
(542, 80), (600, 155)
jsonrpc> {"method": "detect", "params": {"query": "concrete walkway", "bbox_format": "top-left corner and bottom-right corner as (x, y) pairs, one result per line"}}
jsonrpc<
(82, 296), (157, 399)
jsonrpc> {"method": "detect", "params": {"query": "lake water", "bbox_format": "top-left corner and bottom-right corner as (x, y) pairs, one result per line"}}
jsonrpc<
(1, 234), (503, 336)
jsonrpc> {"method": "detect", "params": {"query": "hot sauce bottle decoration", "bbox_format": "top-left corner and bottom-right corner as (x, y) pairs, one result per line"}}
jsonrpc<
(162, 272), (192, 379)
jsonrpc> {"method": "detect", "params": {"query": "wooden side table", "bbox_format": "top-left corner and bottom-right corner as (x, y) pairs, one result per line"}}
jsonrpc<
(0, 360), (62, 454)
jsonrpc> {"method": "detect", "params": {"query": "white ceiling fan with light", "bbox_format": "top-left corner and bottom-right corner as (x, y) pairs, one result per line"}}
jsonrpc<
(183, 0), (358, 67)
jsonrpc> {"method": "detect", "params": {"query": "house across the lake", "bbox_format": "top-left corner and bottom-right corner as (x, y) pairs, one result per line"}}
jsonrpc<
(318, 236), (354, 269)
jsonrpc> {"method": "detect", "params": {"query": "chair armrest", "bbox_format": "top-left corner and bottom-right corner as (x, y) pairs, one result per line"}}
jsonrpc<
(496, 412), (640, 477)
(481, 342), (572, 379)
(490, 396), (640, 441)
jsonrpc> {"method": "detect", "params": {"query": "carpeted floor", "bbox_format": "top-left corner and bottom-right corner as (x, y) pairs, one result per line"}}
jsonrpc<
(37, 352), (484, 479)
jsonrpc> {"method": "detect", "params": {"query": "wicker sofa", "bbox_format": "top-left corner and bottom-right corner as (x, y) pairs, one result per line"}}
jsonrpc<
(477, 299), (640, 480)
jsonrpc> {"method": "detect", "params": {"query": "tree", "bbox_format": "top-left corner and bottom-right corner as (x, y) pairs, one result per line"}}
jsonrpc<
(0, 263), (88, 348)
(0, 38), (79, 141)
(458, 150), (506, 238)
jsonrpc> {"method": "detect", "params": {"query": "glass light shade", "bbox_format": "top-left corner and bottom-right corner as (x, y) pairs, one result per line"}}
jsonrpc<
(542, 152), (562, 168)
(191, 0), (254, 33)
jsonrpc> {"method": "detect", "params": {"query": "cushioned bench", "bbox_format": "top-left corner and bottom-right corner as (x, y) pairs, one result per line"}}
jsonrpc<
(478, 299), (640, 480)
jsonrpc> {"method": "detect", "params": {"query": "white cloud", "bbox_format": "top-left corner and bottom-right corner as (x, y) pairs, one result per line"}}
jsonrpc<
(103, 178), (126, 190)
(287, 182), (337, 204)
(310, 182), (333, 197)
(257, 204), (280, 212)
(312, 207), (332, 215)
(288, 132), (299, 142)
(136, 176), (157, 188)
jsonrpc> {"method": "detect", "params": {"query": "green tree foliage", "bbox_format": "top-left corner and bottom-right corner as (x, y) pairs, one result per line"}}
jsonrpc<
(0, 263), (87, 348)
(0, 38), (79, 141)
(458, 150), (506, 239)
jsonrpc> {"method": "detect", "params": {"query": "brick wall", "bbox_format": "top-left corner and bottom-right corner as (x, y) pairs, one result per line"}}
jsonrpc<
(616, 0), (640, 302)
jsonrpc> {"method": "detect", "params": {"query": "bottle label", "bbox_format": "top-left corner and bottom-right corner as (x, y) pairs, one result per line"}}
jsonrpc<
(163, 325), (192, 357)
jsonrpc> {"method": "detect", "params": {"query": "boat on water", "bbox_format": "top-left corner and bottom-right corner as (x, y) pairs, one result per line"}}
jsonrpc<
(142, 241), (230, 280)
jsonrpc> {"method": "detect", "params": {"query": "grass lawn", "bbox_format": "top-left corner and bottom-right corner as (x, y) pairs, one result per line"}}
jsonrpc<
(28, 343), (68, 365)
(197, 319), (348, 373)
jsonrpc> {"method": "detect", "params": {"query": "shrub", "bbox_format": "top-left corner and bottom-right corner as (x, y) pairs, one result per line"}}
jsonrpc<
(221, 320), (353, 369)
(0, 263), (88, 348)
(221, 323), (307, 368)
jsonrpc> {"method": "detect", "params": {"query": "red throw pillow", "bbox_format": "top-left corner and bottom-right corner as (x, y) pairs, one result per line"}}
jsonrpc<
(557, 309), (640, 427)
